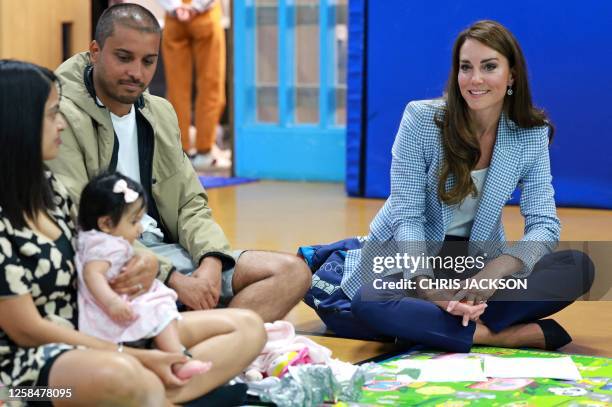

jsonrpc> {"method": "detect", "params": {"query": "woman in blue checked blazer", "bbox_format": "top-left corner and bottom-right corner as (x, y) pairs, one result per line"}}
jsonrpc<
(301, 20), (594, 352)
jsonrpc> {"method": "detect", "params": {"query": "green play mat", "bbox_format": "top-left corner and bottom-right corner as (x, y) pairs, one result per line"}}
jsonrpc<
(357, 347), (611, 406)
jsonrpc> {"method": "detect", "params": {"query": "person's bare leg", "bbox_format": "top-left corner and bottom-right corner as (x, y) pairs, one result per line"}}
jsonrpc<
(48, 349), (166, 406)
(154, 320), (212, 380)
(473, 321), (546, 348)
(229, 251), (311, 321)
(163, 308), (265, 404)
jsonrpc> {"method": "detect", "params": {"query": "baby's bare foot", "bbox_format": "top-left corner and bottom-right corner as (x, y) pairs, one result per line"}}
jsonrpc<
(173, 360), (213, 380)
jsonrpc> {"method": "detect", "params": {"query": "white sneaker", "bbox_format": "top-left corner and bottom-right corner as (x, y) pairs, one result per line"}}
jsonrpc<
(190, 153), (214, 169)
(190, 152), (231, 170)
(211, 143), (232, 160)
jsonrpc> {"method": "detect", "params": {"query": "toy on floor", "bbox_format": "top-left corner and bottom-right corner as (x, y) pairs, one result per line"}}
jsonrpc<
(243, 321), (332, 380)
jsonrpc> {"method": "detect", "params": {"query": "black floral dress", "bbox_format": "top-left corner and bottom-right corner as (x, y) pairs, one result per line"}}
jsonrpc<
(0, 173), (79, 386)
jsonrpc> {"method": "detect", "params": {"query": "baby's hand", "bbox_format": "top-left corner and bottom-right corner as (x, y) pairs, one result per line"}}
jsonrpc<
(107, 298), (136, 324)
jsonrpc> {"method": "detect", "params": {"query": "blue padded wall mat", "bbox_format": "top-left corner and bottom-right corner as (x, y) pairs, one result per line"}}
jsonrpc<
(359, 1), (612, 208)
(345, 0), (367, 196)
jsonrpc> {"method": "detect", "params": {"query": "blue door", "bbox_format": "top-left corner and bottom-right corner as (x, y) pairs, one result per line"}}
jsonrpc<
(233, 0), (347, 181)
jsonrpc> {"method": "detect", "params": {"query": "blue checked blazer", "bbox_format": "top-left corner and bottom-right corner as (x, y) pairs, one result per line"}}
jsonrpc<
(341, 99), (560, 299)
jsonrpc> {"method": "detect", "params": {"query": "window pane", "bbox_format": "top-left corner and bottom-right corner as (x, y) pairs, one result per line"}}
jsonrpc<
(295, 0), (319, 124)
(256, 0), (279, 122)
(334, 0), (348, 125)
(256, 86), (279, 123)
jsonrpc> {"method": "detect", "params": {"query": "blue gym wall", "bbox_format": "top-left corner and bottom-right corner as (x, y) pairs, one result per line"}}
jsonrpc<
(348, 1), (612, 209)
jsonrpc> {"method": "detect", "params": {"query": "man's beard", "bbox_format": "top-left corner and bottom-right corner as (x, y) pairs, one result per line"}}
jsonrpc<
(113, 91), (141, 105)
(98, 75), (144, 105)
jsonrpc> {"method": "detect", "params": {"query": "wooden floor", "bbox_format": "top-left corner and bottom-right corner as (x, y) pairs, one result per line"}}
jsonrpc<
(207, 181), (612, 361)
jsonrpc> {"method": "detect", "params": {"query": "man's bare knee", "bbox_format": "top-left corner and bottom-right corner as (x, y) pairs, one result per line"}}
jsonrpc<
(276, 255), (311, 294)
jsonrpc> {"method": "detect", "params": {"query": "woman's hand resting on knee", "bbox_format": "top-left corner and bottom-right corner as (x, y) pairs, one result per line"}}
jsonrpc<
(443, 300), (487, 327)
(137, 349), (191, 388)
(414, 277), (487, 327)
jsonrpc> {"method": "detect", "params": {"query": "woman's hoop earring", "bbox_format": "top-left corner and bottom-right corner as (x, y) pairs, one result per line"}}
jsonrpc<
(507, 86), (513, 96)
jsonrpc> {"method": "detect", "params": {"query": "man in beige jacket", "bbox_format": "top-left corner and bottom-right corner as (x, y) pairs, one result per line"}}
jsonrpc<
(48, 3), (310, 322)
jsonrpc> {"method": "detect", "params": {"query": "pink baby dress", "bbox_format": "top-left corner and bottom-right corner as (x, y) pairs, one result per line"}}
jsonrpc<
(76, 229), (181, 343)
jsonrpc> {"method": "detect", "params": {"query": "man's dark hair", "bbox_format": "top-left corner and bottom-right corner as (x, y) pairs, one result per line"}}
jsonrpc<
(78, 171), (147, 232)
(0, 60), (59, 229)
(94, 3), (161, 48)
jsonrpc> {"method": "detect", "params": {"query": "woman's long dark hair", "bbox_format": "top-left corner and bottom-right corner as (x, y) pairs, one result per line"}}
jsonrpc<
(435, 20), (553, 205)
(0, 60), (59, 229)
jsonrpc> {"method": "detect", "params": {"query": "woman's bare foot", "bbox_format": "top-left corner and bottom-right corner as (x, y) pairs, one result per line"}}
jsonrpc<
(474, 322), (546, 349)
(172, 360), (213, 380)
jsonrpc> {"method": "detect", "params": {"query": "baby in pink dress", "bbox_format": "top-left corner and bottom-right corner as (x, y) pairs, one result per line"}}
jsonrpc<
(76, 172), (211, 380)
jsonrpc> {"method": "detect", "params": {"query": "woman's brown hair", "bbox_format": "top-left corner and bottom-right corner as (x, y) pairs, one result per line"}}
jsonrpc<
(435, 20), (553, 205)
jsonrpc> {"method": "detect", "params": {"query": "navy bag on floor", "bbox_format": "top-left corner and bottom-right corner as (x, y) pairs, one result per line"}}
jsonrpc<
(298, 238), (382, 340)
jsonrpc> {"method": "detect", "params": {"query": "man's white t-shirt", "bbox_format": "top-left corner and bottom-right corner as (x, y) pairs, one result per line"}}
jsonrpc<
(105, 101), (164, 238)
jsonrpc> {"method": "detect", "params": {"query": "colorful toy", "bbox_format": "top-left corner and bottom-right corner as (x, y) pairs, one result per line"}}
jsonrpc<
(266, 347), (312, 378)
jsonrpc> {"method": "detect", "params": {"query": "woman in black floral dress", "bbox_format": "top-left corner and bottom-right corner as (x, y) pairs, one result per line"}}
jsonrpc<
(0, 60), (265, 405)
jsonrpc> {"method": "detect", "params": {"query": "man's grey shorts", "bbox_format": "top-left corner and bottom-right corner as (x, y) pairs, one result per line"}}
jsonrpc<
(140, 232), (245, 304)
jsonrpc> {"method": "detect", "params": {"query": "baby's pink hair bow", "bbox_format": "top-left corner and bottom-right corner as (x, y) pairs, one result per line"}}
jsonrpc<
(113, 179), (139, 203)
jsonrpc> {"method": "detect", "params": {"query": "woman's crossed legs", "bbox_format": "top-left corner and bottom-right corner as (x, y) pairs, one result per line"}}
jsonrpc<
(47, 308), (265, 406)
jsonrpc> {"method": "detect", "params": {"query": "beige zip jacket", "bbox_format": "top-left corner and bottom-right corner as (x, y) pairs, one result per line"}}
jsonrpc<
(47, 52), (233, 281)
